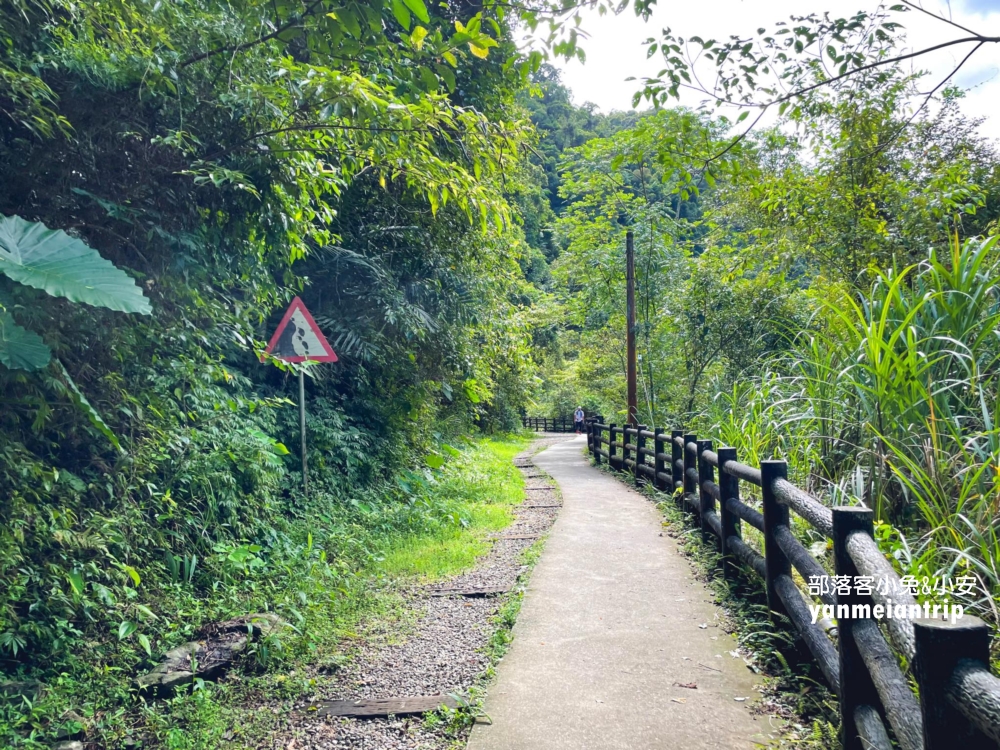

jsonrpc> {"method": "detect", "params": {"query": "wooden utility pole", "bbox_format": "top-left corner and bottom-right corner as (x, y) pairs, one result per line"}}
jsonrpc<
(625, 230), (638, 426)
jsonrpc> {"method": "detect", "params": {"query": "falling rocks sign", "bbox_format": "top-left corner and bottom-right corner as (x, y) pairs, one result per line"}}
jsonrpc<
(262, 297), (338, 363)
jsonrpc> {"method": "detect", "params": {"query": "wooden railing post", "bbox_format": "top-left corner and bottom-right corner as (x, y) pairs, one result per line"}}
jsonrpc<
(653, 428), (666, 492)
(593, 422), (602, 465)
(717, 447), (740, 578)
(760, 459), (791, 616)
(833, 507), (880, 750)
(914, 616), (994, 750)
(608, 424), (617, 468)
(634, 425), (647, 484)
(697, 439), (715, 544)
(682, 433), (697, 516)
(622, 426), (631, 475)
(671, 430), (684, 507)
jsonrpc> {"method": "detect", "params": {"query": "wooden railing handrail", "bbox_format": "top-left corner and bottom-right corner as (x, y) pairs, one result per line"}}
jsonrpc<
(583, 421), (1000, 750)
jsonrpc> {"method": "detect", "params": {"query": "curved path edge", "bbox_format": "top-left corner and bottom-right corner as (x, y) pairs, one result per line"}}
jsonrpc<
(468, 435), (779, 749)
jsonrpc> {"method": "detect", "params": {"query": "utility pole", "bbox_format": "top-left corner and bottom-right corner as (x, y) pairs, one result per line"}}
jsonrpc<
(625, 229), (638, 426)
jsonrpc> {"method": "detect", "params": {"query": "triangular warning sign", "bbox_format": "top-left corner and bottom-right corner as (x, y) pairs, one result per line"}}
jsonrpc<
(262, 297), (338, 363)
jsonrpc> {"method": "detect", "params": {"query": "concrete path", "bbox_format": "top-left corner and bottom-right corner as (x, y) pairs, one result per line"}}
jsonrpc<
(468, 436), (775, 750)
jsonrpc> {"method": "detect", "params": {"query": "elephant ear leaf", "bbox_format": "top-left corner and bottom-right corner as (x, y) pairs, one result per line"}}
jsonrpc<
(0, 215), (151, 314)
(0, 311), (52, 370)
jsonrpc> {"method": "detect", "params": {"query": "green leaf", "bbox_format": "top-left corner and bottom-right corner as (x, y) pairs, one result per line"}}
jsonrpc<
(410, 24), (428, 50)
(336, 9), (362, 38)
(425, 452), (445, 468)
(401, 0), (429, 24)
(118, 621), (137, 640)
(68, 571), (85, 596)
(0, 215), (151, 314)
(54, 359), (123, 452)
(0, 311), (51, 370)
(419, 65), (438, 90)
(435, 64), (456, 91)
(135, 604), (158, 621)
(391, 0), (411, 30)
(137, 633), (152, 656)
(123, 565), (141, 587)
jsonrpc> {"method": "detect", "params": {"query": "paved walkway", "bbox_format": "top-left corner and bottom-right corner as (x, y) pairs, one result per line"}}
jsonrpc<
(468, 436), (776, 750)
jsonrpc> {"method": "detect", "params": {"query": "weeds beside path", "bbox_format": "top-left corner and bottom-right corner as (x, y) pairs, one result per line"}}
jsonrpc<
(150, 434), (567, 750)
(266, 436), (566, 749)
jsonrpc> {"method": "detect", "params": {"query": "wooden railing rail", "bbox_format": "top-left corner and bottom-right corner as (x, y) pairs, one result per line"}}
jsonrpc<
(520, 415), (586, 433)
(584, 421), (1000, 750)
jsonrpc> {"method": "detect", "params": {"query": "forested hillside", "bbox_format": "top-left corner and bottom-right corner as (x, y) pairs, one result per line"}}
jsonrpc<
(3, 0), (1000, 746)
(527, 36), (1000, 691)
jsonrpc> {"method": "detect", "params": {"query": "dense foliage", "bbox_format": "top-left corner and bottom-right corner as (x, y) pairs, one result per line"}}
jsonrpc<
(4, 0), (1000, 745)
(0, 0), (549, 744)
(534, 61), (1000, 653)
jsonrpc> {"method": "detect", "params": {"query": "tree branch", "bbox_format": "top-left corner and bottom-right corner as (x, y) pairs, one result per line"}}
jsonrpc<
(179, 0), (327, 69)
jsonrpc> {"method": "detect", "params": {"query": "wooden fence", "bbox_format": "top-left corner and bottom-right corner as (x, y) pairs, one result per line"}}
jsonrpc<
(586, 420), (1000, 750)
(521, 416), (580, 433)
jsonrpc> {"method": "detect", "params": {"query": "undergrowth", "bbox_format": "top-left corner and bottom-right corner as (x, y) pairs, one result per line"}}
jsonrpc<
(377, 439), (529, 581)
(1, 435), (528, 749)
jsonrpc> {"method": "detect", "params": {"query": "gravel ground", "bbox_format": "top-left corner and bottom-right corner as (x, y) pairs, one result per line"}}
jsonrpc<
(273, 436), (570, 750)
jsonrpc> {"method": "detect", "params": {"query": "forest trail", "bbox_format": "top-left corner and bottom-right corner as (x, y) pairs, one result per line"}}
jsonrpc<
(468, 436), (776, 750)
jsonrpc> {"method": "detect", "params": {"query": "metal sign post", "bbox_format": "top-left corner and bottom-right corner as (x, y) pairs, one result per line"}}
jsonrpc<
(261, 296), (338, 495)
(299, 369), (308, 495)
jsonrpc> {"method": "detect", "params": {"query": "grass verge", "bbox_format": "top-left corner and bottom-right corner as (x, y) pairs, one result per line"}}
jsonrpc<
(24, 435), (531, 750)
(377, 437), (528, 581)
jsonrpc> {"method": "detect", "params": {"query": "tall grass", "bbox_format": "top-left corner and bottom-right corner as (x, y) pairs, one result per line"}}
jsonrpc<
(709, 236), (1000, 628)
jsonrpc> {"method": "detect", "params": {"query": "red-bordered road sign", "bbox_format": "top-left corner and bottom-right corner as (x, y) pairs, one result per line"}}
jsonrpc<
(262, 296), (338, 363)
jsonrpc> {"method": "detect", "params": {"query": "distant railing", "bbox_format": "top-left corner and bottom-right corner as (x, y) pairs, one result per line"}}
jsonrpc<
(587, 421), (1000, 750)
(521, 415), (590, 433)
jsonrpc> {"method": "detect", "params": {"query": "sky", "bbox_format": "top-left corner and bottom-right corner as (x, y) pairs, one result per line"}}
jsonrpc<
(544, 0), (1000, 128)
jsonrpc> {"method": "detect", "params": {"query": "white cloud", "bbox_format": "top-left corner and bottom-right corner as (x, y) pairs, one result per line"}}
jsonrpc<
(544, 0), (1000, 129)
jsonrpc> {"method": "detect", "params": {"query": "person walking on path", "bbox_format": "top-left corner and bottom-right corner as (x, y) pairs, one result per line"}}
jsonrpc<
(573, 406), (585, 434)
